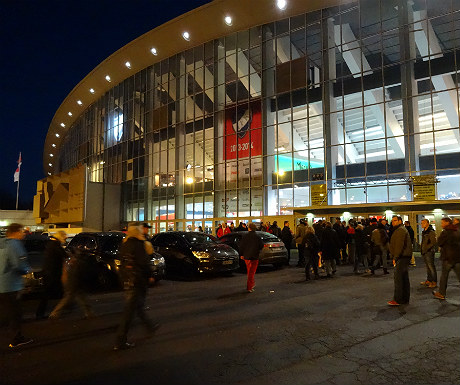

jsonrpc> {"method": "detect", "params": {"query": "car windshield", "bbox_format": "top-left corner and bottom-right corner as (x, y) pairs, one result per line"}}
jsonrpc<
(181, 232), (217, 245)
(100, 235), (124, 252)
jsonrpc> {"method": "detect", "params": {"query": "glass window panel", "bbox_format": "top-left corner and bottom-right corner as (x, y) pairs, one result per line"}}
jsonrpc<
(347, 186), (366, 204)
(367, 185), (388, 203)
(389, 184), (410, 202)
(437, 174), (460, 200)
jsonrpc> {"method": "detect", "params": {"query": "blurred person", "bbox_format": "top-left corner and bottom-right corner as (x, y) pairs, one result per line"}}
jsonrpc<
(320, 222), (340, 278)
(354, 224), (369, 273)
(420, 219), (437, 289)
(452, 218), (459, 229)
(114, 226), (159, 350)
(370, 223), (390, 275)
(36, 230), (67, 319)
(387, 216), (413, 306)
(142, 223), (152, 241)
(295, 219), (307, 267)
(229, 222), (235, 232)
(269, 221), (281, 238)
(302, 226), (320, 280)
(0, 223), (33, 348)
(239, 223), (264, 293)
(432, 217), (460, 300)
(346, 220), (356, 268)
(404, 220), (416, 266)
(280, 221), (293, 266)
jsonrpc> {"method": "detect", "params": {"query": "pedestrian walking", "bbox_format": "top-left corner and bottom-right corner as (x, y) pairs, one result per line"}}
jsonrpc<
(295, 219), (307, 267)
(320, 222), (340, 278)
(280, 221), (293, 266)
(432, 217), (460, 300)
(404, 220), (416, 266)
(420, 219), (437, 289)
(354, 224), (369, 273)
(370, 223), (390, 275)
(114, 225), (158, 350)
(0, 223), (33, 348)
(36, 231), (67, 319)
(239, 223), (264, 293)
(302, 226), (320, 280)
(387, 216), (413, 306)
(49, 246), (94, 319)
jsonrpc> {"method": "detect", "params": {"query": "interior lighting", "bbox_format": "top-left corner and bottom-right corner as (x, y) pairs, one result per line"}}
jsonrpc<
(48, 163), (53, 167)
(277, 169), (285, 176)
(52, 144), (56, 147)
(47, 172), (51, 176)
(49, 154), (54, 157)
(125, 61), (131, 69)
(186, 177), (194, 184)
(55, 133), (60, 137)
(277, 0), (287, 10)
(60, 123), (65, 127)
(105, 75), (111, 82)
(150, 47), (158, 55)
(68, 112), (72, 116)
(182, 31), (190, 41)
(89, 88), (95, 94)
(224, 16), (232, 26)
(77, 100), (83, 105)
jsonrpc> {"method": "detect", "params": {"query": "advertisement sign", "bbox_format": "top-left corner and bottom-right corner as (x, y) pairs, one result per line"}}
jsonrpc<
(311, 184), (327, 206)
(225, 100), (262, 160)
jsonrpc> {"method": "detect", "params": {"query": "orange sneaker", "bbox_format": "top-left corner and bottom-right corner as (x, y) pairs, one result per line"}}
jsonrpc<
(427, 281), (437, 288)
(387, 300), (400, 306)
(432, 291), (445, 300)
(420, 280), (430, 286)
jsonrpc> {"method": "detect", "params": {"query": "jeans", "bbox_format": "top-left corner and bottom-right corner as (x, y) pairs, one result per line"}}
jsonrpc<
(245, 260), (259, 291)
(348, 243), (356, 266)
(354, 246), (369, 272)
(297, 244), (305, 266)
(0, 291), (22, 342)
(324, 259), (336, 276)
(305, 248), (319, 279)
(393, 257), (411, 304)
(422, 249), (437, 283)
(50, 285), (92, 318)
(115, 285), (153, 345)
(372, 245), (388, 270)
(438, 260), (460, 296)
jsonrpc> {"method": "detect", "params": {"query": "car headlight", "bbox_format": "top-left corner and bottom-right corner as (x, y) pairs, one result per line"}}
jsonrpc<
(114, 259), (121, 266)
(192, 251), (211, 260)
(153, 256), (165, 265)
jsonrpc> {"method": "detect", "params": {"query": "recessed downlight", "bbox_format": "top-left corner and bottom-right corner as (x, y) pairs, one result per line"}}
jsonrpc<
(105, 75), (111, 82)
(60, 123), (65, 128)
(77, 100), (83, 105)
(48, 163), (53, 167)
(68, 112), (72, 116)
(182, 31), (190, 41)
(55, 133), (60, 137)
(89, 88), (95, 94)
(150, 47), (158, 55)
(277, 0), (287, 10)
(49, 154), (54, 157)
(52, 144), (56, 147)
(125, 61), (131, 69)
(224, 16), (232, 26)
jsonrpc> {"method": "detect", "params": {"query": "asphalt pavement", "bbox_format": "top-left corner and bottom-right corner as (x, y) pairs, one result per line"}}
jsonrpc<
(1, 253), (459, 385)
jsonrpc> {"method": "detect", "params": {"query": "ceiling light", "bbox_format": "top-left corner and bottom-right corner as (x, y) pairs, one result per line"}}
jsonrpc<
(186, 177), (194, 184)
(125, 61), (131, 69)
(277, 0), (287, 10)
(150, 47), (158, 55)
(105, 75), (111, 82)
(49, 154), (54, 157)
(55, 133), (60, 137)
(48, 172), (51, 176)
(278, 169), (285, 176)
(68, 112), (72, 116)
(182, 31), (190, 41)
(52, 144), (56, 147)
(48, 163), (53, 167)
(89, 88), (95, 94)
(224, 16), (232, 26)
(77, 100), (83, 105)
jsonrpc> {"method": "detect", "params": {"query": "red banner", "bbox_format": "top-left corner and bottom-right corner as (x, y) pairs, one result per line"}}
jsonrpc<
(225, 100), (262, 160)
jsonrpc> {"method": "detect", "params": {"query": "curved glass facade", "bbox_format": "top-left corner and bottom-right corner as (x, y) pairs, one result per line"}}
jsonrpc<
(58, 0), (460, 230)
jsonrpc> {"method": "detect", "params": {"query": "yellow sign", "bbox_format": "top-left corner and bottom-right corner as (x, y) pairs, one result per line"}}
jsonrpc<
(413, 184), (436, 201)
(311, 184), (327, 206)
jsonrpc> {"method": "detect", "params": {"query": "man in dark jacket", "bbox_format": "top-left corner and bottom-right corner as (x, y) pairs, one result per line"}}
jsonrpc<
(388, 216), (413, 306)
(280, 221), (293, 266)
(239, 223), (264, 293)
(432, 217), (460, 300)
(320, 222), (340, 278)
(36, 231), (67, 319)
(420, 219), (437, 288)
(114, 225), (158, 350)
(295, 219), (307, 267)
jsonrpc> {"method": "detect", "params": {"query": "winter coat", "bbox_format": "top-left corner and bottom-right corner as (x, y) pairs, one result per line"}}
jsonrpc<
(302, 232), (320, 253)
(269, 225), (282, 238)
(320, 228), (340, 260)
(295, 223), (307, 245)
(239, 231), (264, 260)
(118, 237), (152, 287)
(42, 237), (67, 289)
(280, 226), (293, 249)
(437, 225), (460, 264)
(0, 238), (31, 293)
(389, 224), (413, 260)
(371, 228), (388, 247)
(421, 225), (437, 255)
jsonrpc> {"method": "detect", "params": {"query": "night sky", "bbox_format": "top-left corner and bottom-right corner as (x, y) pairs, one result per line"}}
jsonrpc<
(0, 0), (211, 210)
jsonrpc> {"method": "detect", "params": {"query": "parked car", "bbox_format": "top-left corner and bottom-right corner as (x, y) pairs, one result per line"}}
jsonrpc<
(150, 231), (240, 278)
(66, 232), (166, 290)
(22, 233), (50, 294)
(218, 231), (288, 269)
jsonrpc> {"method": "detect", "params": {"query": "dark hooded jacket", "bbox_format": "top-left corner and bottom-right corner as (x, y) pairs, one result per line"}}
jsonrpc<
(437, 224), (460, 264)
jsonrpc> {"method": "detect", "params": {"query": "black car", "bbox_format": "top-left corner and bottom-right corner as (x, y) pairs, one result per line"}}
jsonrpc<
(66, 232), (166, 290)
(150, 231), (240, 278)
(218, 231), (288, 269)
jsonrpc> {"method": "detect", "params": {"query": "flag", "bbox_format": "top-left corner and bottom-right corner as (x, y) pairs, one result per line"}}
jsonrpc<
(13, 152), (22, 182)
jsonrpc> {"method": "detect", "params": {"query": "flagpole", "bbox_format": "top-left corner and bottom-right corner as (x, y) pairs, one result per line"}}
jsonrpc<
(16, 178), (20, 210)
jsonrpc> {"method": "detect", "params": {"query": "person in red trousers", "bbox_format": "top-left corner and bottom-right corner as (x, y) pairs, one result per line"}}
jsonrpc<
(239, 223), (264, 293)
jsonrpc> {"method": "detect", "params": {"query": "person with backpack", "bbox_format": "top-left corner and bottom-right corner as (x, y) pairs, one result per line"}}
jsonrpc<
(0, 223), (33, 348)
(114, 225), (158, 350)
(370, 223), (390, 275)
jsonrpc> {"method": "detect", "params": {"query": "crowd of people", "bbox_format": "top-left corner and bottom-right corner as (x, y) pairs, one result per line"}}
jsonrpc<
(1, 216), (459, 350)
